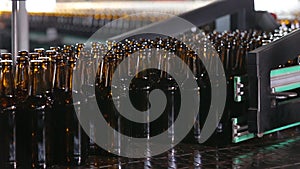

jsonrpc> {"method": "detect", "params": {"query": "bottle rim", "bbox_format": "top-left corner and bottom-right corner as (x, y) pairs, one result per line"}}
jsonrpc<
(0, 59), (13, 63)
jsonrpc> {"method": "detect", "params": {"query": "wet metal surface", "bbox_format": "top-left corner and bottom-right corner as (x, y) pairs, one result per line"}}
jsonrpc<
(54, 128), (300, 169)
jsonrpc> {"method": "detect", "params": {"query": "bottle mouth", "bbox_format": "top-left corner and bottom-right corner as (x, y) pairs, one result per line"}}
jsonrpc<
(0, 53), (12, 60)
(34, 48), (45, 53)
(18, 50), (29, 56)
(49, 47), (60, 52)
(0, 59), (13, 63)
(16, 56), (29, 62)
(0, 59), (13, 65)
(29, 52), (40, 60)
(46, 50), (56, 55)
(30, 60), (43, 66)
(39, 57), (50, 62)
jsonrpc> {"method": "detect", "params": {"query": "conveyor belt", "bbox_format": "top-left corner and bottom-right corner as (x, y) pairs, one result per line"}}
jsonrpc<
(53, 128), (300, 168)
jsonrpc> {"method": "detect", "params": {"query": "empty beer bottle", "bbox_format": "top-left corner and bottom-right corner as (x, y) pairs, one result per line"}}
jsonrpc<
(52, 52), (67, 164)
(26, 60), (54, 168)
(15, 53), (31, 168)
(86, 46), (108, 155)
(158, 51), (180, 140)
(0, 60), (17, 169)
(63, 51), (88, 165)
(91, 53), (108, 155)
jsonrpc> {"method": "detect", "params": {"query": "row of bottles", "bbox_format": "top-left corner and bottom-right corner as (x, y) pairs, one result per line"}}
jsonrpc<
(1, 11), (299, 34)
(278, 19), (300, 31)
(91, 25), (300, 146)
(0, 47), (88, 168)
(0, 24), (298, 167)
(0, 10), (171, 36)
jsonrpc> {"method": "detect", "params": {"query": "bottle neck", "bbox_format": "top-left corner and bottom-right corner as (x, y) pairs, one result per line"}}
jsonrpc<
(54, 60), (66, 90)
(66, 61), (75, 93)
(15, 61), (29, 92)
(0, 64), (15, 97)
(49, 61), (56, 91)
(29, 64), (45, 97)
(41, 61), (52, 93)
(104, 59), (115, 88)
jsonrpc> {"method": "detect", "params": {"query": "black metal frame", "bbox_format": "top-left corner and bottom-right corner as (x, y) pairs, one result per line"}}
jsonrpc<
(248, 29), (300, 135)
(179, 0), (254, 30)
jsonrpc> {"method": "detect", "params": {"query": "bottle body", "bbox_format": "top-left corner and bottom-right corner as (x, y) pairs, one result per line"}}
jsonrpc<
(26, 96), (53, 168)
(18, 60), (54, 168)
(0, 98), (17, 169)
(53, 50), (88, 166)
(0, 60), (17, 168)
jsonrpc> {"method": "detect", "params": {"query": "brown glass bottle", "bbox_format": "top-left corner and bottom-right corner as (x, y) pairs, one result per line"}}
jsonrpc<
(0, 60), (17, 169)
(91, 49), (108, 155)
(52, 53), (67, 165)
(63, 51), (88, 165)
(15, 54), (31, 169)
(26, 60), (54, 168)
(95, 50), (124, 156)
(158, 51), (180, 140)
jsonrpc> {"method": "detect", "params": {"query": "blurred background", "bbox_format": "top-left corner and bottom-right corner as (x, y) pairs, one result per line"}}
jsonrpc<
(1, 0), (300, 51)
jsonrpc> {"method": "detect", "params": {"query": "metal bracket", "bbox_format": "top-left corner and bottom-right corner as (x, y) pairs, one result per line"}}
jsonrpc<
(234, 76), (248, 102)
(232, 118), (254, 143)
